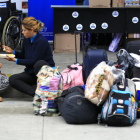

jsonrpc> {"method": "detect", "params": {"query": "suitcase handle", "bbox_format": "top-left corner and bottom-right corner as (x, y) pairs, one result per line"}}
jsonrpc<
(74, 31), (83, 34)
(74, 31), (85, 67)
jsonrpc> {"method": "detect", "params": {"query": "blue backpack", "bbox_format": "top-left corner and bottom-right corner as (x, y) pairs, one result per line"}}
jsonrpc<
(101, 79), (138, 126)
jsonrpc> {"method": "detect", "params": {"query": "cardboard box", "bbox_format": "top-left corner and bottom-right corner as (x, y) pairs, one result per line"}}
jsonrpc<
(128, 33), (140, 38)
(54, 34), (80, 53)
(89, 0), (111, 8)
(125, 0), (140, 7)
(125, 3), (140, 7)
(112, 0), (125, 7)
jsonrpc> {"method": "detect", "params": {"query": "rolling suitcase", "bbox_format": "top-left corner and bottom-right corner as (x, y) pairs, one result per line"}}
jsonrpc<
(84, 48), (108, 80)
(75, 31), (108, 81)
(126, 40), (140, 55)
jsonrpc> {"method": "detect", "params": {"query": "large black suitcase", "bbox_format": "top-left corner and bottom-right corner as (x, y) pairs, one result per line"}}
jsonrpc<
(126, 40), (140, 55)
(54, 86), (99, 124)
(75, 31), (108, 81)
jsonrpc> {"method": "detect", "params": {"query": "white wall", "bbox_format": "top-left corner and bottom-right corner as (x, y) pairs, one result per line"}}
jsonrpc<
(11, 0), (28, 13)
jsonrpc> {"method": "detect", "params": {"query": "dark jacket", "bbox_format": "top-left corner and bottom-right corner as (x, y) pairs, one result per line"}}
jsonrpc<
(15, 33), (55, 75)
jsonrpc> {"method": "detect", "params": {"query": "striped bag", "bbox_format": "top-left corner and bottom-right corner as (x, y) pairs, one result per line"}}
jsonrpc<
(33, 65), (63, 116)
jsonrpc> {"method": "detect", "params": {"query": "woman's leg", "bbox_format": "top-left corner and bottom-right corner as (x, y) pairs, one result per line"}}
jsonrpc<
(9, 72), (37, 97)
(34, 60), (50, 75)
(9, 60), (51, 96)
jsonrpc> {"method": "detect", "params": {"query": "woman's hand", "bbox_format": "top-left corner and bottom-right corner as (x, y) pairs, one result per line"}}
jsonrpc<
(0, 63), (2, 68)
(2, 45), (13, 54)
(0, 73), (6, 76)
(5, 55), (16, 62)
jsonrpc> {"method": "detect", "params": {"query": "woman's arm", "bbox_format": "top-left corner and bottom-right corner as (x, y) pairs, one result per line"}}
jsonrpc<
(16, 38), (51, 67)
(0, 63), (2, 68)
(14, 39), (25, 59)
(2, 40), (25, 59)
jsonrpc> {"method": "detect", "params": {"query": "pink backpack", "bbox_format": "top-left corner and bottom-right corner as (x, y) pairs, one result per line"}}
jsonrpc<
(61, 64), (84, 91)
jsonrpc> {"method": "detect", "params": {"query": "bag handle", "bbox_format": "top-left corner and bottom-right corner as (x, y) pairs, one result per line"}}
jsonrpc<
(131, 78), (140, 82)
(67, 65), (78, 70)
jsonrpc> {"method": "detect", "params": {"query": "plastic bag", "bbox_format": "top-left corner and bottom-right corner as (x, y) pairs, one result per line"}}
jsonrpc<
(111, 66), (125, 86)
(85, 61), (114, 106)
(116, 49), (137, 78)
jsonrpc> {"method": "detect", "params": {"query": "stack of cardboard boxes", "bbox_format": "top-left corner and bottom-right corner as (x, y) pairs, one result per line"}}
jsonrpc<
(112, 0), (125, 7)
(89, 0), (111, 8)
(89, 0), (125, 8)
(125, 0), (140, 7)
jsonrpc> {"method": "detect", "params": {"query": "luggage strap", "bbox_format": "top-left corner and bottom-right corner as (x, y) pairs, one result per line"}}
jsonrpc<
(54, 86), (84, 104)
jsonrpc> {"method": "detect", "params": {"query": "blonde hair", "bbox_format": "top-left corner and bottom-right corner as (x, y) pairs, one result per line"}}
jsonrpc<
(22, 17), (44, 32)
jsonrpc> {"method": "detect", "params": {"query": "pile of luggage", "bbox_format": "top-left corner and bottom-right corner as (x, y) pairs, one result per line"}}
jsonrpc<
(32, 34), (140, 127)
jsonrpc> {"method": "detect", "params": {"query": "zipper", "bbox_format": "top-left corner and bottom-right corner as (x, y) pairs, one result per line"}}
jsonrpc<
(106, 92), (112, 121)
(130, 95), (132, 123)
(68, 95), (85, 100)
(132, 102), (137, 124)
(108, 114), (130, 119)
(101, 98), (109, 120)
(132, 108), (137, 124)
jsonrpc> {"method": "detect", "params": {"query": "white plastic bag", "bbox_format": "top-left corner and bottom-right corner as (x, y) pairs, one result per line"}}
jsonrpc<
(85, 61), (114, 106)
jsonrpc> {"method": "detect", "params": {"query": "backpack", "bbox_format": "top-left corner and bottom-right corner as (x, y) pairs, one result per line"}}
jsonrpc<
(101, 78), (138, 126)
(54, 86), (99, 124)
(33, 65), (63, 116)
(61, 64), (84, 91)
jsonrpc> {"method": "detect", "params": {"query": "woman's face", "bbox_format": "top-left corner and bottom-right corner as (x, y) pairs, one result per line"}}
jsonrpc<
(22, 25), (33, 38)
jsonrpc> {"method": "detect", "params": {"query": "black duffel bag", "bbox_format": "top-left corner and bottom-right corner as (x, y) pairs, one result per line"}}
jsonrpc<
(54, 86), (99, 124)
